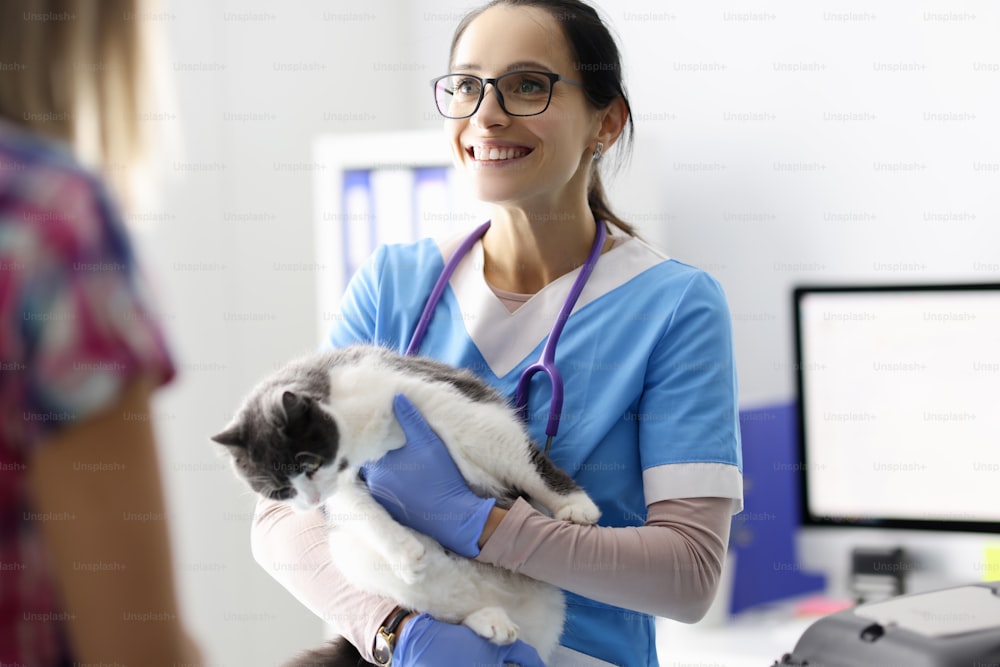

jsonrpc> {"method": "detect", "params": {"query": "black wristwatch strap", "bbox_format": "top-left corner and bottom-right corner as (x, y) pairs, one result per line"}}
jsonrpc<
(373, 606), (412, 666)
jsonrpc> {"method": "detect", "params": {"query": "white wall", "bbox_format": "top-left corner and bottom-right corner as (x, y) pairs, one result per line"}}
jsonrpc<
(132, 1), (999, 663)
(135, 1), (418, 664)
(602, 0), (1000, 407)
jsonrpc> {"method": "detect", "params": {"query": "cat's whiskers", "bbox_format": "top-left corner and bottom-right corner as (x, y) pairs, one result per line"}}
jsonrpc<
(243, 474), (278, 486)
(236, 487), (260, 501)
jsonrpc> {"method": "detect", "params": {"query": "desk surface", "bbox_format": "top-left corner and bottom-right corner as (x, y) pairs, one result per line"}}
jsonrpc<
(655, 603), (830, 667)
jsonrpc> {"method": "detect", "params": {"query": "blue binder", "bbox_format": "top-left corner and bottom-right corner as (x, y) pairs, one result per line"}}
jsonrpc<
(729, 403), (826, 614)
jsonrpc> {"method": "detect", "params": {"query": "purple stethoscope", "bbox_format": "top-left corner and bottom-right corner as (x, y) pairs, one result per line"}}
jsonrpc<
(405, 218), (607, 453)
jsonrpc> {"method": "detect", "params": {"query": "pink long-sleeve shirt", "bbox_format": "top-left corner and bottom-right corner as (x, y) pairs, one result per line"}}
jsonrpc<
(251, 495), (732, 662)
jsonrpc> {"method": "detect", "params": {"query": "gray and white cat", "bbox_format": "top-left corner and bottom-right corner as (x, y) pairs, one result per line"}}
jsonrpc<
(212, 344), (601, 666)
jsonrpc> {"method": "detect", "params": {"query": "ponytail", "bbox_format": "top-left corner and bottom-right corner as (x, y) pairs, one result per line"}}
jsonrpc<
(588, 171), (636, 236)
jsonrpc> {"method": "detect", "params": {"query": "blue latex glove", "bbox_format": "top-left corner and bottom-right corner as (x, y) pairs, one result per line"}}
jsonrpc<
(361, 394), (496, 558)
(394, 613), (545, 667)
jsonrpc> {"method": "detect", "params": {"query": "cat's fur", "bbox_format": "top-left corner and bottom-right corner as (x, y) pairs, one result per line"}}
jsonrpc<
(212, 344), (601, 667)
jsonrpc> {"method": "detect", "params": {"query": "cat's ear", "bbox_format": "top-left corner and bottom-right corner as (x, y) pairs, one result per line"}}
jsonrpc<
(281, 391), (312, 426)
(211, 423), (245, 448)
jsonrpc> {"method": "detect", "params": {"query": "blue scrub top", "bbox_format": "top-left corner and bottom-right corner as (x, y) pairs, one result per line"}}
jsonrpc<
(327, 230), (743, 666)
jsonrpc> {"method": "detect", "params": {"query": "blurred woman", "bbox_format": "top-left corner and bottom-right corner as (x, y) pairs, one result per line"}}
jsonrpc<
(0, 1), (202, 664)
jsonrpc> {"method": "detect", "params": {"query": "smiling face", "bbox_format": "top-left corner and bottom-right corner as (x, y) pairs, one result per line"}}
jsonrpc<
(446, 5), (602, 211)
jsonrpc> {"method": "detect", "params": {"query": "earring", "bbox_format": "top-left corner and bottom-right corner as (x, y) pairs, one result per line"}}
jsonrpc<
(592, 141), (604, 161)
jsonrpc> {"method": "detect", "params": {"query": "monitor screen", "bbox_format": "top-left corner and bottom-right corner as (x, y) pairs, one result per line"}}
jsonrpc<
(311, 129), (488, 343)
(794, 284), (1000, 533)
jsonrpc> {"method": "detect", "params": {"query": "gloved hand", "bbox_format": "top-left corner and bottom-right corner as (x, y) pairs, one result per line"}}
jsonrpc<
(394, 613), (545, 667)
(361, 394), (496, 558)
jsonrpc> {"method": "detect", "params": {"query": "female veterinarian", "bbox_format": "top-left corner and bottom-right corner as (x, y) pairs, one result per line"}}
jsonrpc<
(252, 1), (743, 664)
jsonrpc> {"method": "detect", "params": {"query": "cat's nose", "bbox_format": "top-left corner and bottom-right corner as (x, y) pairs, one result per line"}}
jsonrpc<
(290, 489), (321, 511)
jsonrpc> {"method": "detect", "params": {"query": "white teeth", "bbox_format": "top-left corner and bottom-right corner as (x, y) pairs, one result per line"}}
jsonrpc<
(471, 146), (528, 161)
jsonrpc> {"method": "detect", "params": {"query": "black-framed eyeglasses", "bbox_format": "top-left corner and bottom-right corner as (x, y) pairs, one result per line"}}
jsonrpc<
(431, 71), (583, 119)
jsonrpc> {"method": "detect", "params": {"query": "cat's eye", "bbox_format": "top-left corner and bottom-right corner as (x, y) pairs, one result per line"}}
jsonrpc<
(299, 459), (321, 475)
(296, 452), (323, 476)
(270, 486), (295, 500)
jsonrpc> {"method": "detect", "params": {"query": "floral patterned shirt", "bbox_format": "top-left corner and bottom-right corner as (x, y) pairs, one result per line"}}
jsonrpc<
(0, 119), (174, 666)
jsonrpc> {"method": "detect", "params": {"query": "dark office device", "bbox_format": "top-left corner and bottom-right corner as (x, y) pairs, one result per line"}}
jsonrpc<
(774, 582), (1000, 667)
(849, 546), (909, 603)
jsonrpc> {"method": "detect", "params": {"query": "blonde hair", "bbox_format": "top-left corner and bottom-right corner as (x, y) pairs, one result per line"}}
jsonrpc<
(0, 0), (166, 208)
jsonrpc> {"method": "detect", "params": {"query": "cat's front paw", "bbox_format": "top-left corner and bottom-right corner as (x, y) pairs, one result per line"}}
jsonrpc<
(552, 492), (601, 525)
(463, 607), (519, 645)
(392, 537), (428, 584)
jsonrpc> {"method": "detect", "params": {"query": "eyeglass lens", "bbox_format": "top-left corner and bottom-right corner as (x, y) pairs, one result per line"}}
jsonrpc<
(434, 72), (555, 118)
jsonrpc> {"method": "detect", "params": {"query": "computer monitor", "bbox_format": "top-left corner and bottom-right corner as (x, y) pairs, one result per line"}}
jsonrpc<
(311, 129), (487, 343)
(793, 283), (1000, 594)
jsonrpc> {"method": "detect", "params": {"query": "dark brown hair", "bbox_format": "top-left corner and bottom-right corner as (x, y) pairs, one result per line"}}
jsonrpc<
(450, 0), (637, 236)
